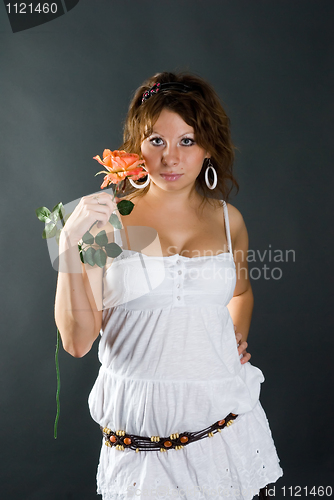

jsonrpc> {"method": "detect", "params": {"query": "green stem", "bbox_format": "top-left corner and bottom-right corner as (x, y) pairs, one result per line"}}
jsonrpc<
(54, 328), (61, 439)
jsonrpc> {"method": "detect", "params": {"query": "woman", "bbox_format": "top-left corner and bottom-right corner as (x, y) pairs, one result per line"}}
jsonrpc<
(55, 72), (283, 499)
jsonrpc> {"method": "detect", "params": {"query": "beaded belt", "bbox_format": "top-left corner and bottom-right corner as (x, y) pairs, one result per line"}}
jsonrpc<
(101, 413), (238, 452)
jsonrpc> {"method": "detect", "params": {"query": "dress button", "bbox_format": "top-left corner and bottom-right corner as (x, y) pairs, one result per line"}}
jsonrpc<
(176, 259), (180, 264)
(178, 270), (182, 275)
(177, 296), (181, 300)
(176, 284), (180, 288)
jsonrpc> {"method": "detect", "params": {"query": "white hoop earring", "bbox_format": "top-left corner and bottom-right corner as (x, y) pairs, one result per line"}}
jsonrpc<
(129, 174), (150, 189)
(205, 160), (217, 190)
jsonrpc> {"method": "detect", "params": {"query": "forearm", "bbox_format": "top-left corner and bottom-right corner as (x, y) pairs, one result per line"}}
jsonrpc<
(54, 236), (98, 357)
(227, 285), (254, 343)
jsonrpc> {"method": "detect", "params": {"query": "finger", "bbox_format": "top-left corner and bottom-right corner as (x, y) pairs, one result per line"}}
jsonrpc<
(238, 340), (248, 353)
(238, 340), (248, 355)
(84, 196), (117, 215)
(240, 352), (251, 364)
(84, 202), (113, 219)
(235, 332), (242, 345)
(89, 193), (118, 210)
(93, 208), (112, 228)
(79, 203), (112, 230)
(76, 194), (119, 234)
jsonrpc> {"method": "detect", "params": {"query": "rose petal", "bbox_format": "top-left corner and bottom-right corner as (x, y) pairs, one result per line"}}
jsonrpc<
(93, 155), (106, 166)
(125, 161), (145, 171)
(128, 167), (147, 177)
(103, 149), (112, 159)
(130, 170), (149, 180)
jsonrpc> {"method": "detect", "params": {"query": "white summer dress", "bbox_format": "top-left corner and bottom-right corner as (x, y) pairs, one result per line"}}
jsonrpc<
(88, 201), (283, 500)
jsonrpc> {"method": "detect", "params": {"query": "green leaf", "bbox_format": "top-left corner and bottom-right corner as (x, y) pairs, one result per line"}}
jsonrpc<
(109, 213), (122, 229)
(82, 231), (95, 245)
(52, 202), (65, 221)
(105, 242), (123, 258)
(95, 230), (108, 247)
(79, 248), (85, 264)
(49, 210), (60, 224)
(94, 249), (107, 268)
(117, 199), (134, 216)
(78, 244), (84, 263)
(36, 206), (51, 222)
(43, 222), (58, 239)
(83, 247), (96, 266)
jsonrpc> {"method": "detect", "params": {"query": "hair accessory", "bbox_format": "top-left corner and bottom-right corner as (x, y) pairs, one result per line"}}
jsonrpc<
(141, 82), (193, 104)
(129, 173), (150, 189)
(101, 412), (238, 452)
(205, 159), (217, 190)
(141, 83), (161, 103)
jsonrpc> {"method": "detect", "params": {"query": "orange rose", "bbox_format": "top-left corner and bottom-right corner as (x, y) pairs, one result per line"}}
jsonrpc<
(94, 149), (147, 189)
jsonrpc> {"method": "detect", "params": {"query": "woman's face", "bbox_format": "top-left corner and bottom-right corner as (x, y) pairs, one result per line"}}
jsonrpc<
(140, 108), (209, 192)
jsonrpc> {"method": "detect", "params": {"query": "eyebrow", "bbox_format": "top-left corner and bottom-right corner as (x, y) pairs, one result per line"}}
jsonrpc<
(150, 130), (194, 138)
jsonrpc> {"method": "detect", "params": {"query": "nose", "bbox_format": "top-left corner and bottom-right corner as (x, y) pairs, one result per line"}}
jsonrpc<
(161, 143), (179, 167)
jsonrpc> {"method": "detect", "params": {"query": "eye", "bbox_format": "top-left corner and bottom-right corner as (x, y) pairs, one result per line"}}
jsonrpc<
(149, 137), (164, 146)
(181, 137), (195, 146)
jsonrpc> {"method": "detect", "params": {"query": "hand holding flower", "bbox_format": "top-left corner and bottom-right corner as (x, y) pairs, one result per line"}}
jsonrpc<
(60, 192), (119, 248)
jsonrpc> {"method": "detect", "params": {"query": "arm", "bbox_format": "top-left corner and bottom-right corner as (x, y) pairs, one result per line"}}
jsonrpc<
(54, 193), (117, 358)
(226, 204), (254, 344)
(54, 236), (103, 358)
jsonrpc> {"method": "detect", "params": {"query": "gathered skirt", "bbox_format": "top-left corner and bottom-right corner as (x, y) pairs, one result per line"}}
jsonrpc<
(95, 400), (283, 500)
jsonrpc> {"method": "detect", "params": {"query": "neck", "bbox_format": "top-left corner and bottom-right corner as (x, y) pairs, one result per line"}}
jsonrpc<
(143, 181), (204, 212)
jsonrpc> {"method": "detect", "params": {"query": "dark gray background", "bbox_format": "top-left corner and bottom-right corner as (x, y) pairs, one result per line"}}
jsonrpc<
(1, 1), (333, 498)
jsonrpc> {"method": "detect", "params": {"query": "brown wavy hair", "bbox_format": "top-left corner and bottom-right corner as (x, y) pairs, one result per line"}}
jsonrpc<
(119, 71), (239, 207)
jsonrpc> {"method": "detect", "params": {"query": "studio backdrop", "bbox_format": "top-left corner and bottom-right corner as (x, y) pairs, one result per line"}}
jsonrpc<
(0, 1), (333, 499)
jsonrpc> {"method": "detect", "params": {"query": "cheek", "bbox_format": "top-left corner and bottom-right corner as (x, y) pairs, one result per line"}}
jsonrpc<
(140, 144), (159, 170)
(140, 142), (152, 159)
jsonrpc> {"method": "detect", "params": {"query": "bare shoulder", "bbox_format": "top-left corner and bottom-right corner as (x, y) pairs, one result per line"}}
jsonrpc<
(225, 202), (244, 226)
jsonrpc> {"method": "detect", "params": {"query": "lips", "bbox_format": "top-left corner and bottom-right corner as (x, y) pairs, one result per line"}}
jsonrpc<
(160, 173), (183, 181)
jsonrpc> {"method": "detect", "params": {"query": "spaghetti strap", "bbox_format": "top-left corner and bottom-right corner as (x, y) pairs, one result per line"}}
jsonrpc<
(114, 228), (123, 247)
(221, 200), (233, 255)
